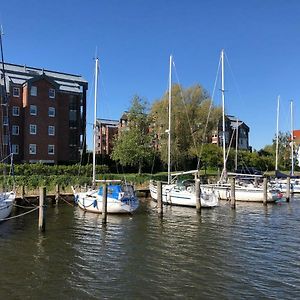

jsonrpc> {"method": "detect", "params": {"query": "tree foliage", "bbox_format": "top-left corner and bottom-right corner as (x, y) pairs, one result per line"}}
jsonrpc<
(111, 95), (154, 174)
(150, 84), (222, 171)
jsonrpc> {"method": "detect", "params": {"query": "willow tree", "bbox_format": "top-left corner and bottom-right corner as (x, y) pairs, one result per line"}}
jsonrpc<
(151, 84), (221, 171)
(111, 95), (154, 174)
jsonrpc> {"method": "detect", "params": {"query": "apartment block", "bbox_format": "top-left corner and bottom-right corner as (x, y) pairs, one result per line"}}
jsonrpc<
(0, 63), (88, 164)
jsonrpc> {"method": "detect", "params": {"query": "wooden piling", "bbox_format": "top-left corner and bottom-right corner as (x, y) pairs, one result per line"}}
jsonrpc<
(102, 183), (107, 224)
(286, 176), (291, 202)
(263, 177), (268, 205)
(39, 187), (46, 232)
(230, 177), (236, 209)
(55, 184), (60, 205)
(195, 179), (201, 212)
(21, 185), (25, 201)
(157, 181), (163, 215)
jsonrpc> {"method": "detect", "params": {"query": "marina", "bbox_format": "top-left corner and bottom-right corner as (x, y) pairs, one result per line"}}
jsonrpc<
(1, 194), (300, 299)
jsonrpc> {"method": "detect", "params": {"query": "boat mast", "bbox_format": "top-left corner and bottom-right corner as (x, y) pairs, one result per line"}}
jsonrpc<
(235, 118), (238, 171)
(290, 99), (294, 176)
(92, 57), (99, 186)
(167, 55), (172, 184)
(221, 49), (226, 180)
(275, 95), (280, 171)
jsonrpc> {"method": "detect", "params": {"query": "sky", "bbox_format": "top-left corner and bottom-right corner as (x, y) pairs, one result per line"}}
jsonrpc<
(1, 0), (299, 150)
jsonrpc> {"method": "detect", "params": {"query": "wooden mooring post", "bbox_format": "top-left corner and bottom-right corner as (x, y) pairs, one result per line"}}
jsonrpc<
(39, 187), (46, 232)
(286, 176), (291, 202)
(195, 179), (201, 212)
(230, 177), (236, 209)
(55, 184), (60, 205)
(263, 177), (268, 206)
(157, 181), (163, 216)
(21, 185), (25, 201)
(102, 183), (107, 224)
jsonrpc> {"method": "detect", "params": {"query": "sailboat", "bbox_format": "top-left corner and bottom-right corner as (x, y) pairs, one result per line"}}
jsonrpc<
(273, 98), (300, 194)
(72, 57), (139, 214)
(201, 49), (282, 203)
(149, 55), (219, 208)
(0, 29), (15, 221)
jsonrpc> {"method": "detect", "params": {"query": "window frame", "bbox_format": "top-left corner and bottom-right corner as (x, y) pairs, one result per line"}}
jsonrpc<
(30, 105), (37, 116)
(48, 107), (55, 117)
(12, 144), (19, 155)
(49, 88), (55, 99)
(48, 125), (55, 136)
(30, 86), (37, 96)
(12, 106), (20, 116)
(12, 125), (20, 136)
(13, 87), (20, 97)
(48, 144), (55, 155)
(29, 124), (37, 135)
(29, 144), (36, 155)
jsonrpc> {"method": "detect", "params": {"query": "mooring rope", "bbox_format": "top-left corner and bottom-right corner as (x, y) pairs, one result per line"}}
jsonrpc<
(58, 195), (75, 207)
(0, 206), (39, 222)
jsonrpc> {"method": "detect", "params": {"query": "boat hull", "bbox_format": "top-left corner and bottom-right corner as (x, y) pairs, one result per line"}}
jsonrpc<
(0, 192), (15, 221)
(201, 184), (280, 203)
(149, 181), (218, 208)
(75, 190), (139, 214)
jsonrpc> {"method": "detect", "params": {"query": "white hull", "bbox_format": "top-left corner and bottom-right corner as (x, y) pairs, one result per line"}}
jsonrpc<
(201, 184), (280, 203)
(272, 179), (300, 194)
(75, 190), (139, 214)
(149, 181), (219, 208)
(0, 192), (15, 221)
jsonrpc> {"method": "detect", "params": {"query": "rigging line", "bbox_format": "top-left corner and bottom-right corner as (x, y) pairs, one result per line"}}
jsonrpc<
(224, 52), (243, 108)
(197, 55), (222, 162)
(172, 60), (198, 150)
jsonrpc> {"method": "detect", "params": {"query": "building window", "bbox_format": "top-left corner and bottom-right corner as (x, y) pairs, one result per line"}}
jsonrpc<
(3, 135), (8, 145)
(29, 124), (37, 135)
(12, 106), (20, 116)
(3, 116), (8, 126)
(29, 144), (36, 155)
(49, 88), (55, 99)
(48, 125), (55, 136)
(30, 105), (37, 116)
(12, 125), (19, 135)
(30, 86), (37, 96)
(48, 145), (55, 155)
(12, 144), (19, 155)
(13, 87), (20, 97)
(48, 107), (55, 117)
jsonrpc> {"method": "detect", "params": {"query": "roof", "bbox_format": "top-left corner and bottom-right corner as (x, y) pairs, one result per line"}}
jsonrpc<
(0, 62), (88, 94)
(226, 115), (249, 130)
(97, 118), (119, 126)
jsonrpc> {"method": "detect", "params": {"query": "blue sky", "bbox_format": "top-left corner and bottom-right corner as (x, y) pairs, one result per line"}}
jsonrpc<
(1, 0), (299, 150)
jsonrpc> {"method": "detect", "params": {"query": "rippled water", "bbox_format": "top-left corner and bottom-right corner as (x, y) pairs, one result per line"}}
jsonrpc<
(1, 197), (300, 299)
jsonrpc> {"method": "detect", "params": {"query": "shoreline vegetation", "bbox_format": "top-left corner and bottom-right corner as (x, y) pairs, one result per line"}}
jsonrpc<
(1, 164), (298, 195)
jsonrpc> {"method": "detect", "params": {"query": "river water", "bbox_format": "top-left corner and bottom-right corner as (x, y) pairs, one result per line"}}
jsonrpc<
(0, 197), (300, 299)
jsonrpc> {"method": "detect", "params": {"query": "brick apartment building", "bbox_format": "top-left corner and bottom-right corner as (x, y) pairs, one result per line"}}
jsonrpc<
(0, 63), (88, 164)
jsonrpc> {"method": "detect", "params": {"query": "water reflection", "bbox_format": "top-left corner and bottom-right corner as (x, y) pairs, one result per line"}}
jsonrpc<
(0, 197), (299, 299)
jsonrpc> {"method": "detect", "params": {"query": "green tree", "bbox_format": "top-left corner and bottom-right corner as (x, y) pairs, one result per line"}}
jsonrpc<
(111, 95), (154, 174)
(151, 84), (221, 171)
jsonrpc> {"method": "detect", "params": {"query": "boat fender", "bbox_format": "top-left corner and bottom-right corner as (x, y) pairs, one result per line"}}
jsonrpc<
(93, 199), (98, 208)
(74, 195), (79, 204)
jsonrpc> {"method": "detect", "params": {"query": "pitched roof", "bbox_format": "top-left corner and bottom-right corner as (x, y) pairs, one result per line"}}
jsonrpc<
(0, 62), (88, 94)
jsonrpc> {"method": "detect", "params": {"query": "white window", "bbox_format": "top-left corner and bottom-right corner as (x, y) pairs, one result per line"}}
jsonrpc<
(3, 116), (8, 126)
(12, 106), (20, 116)
(29, 124), (37, 135)
(30, 105), (37, 116)
(48, 144), (55, 155)
(29, 144), (36, 155)
(48, 107), (55, 117)
(48, 125), (55, 136)
(12, 144), (19, 155)
(30, 86), (37, 96)
(13, 87), (20, 97)
(12, 125), (19, 135)
(49, 88), (55, 99)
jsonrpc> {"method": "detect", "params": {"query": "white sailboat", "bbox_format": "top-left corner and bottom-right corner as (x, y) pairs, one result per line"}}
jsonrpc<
(0, 30), (15, 221)
(72, 57), (139, 214)
(202, 49), (282, 203)
(149, 55), (219, 208)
